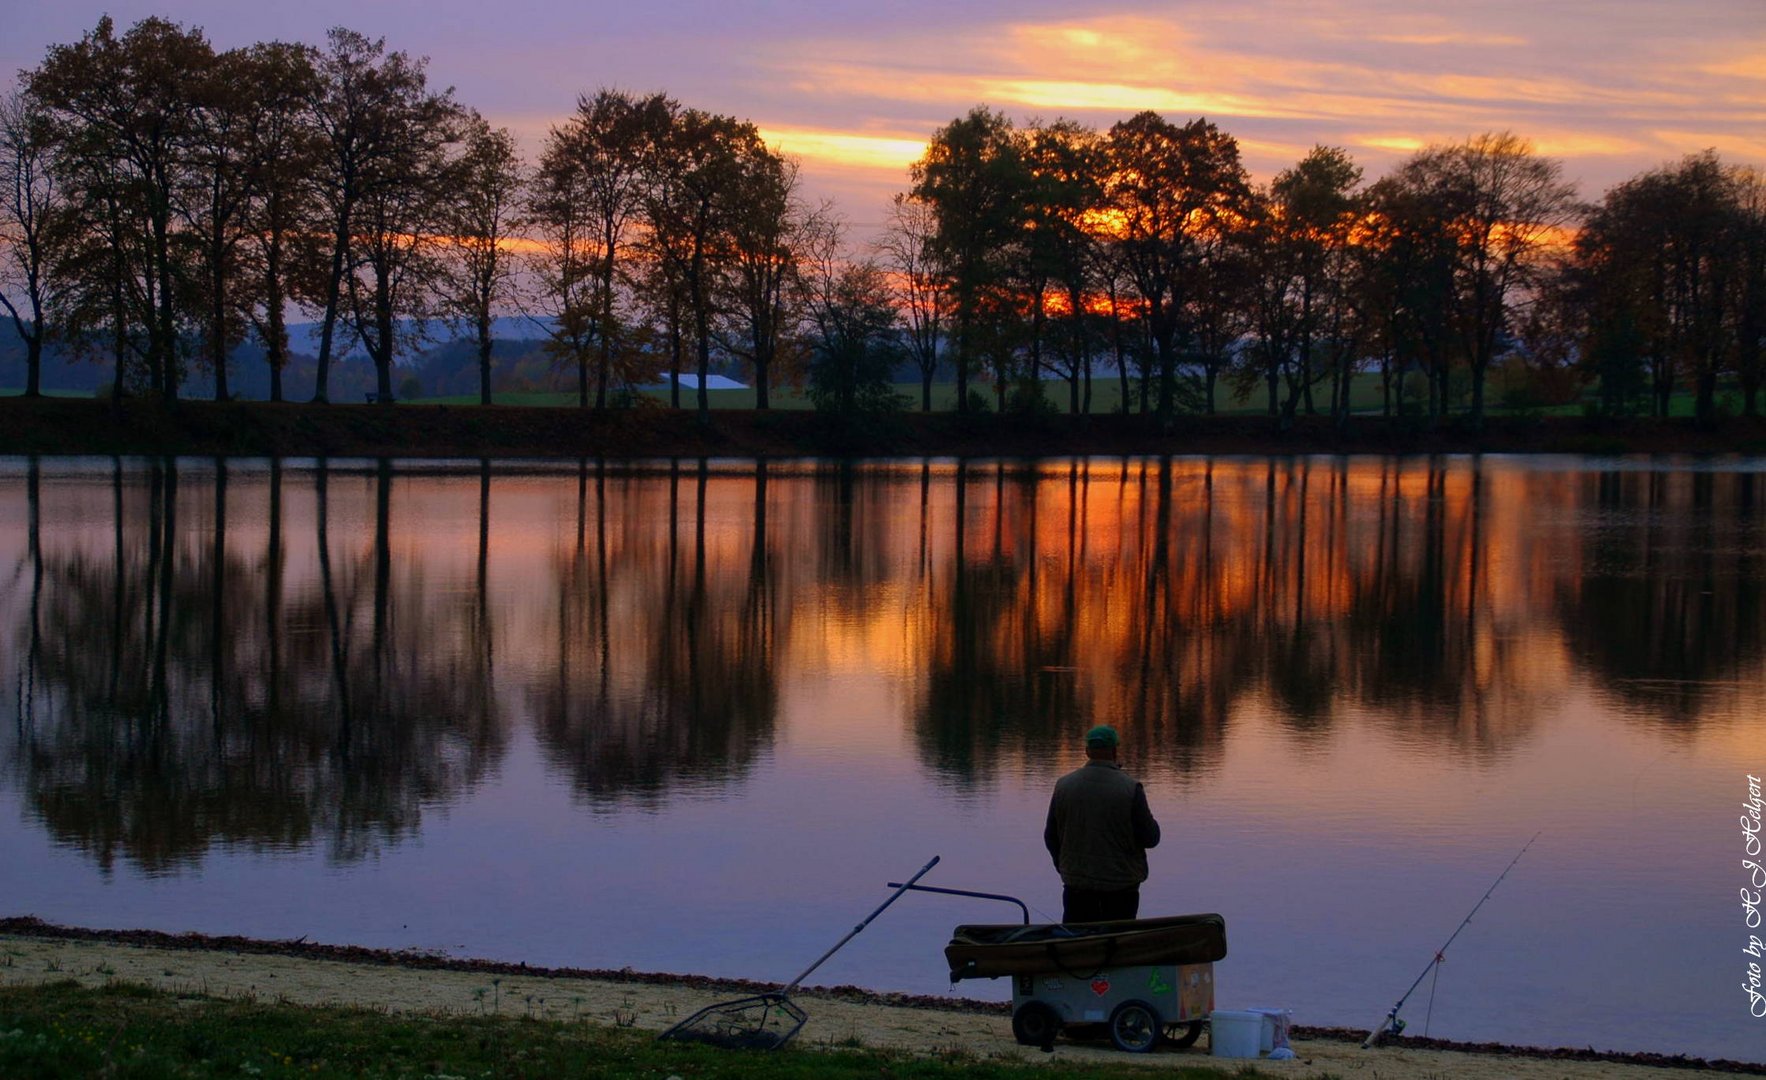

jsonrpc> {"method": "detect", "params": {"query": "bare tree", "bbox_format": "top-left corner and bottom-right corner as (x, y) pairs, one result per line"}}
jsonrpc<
(441, 113), (523, 405)
(0, 87), (62, 398)
(236, 41), (320, 403)
(339, 58), (462, 404)
(878, 193), (945, 411)
(307, 28), (441, 403)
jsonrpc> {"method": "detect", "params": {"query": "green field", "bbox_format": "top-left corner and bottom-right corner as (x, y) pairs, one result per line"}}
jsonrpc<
(412, 375), (1388, 415)
(0, 980), (1259, 1080)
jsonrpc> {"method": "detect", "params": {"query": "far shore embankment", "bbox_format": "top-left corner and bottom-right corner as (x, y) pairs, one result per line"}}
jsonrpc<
(5, 396), (1766, 460)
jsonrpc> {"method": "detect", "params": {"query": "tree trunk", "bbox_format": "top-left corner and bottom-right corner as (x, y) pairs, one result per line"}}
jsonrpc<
(315, 224), (347, 403)
(266, 249), (286, 403)
(479, 311), (493, 406)
(24, 338), (40, 397)
(212, 244), (229, 403)
(375, 274), (395, 404)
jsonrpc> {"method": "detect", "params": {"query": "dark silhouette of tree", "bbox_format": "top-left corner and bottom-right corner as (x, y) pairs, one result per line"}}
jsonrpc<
(31, 16), (215, 399)
(441, 113), (523, 405)
(0, 90), (63, 398)
(643, 107), (758, 422)
(1102, 112), (1250, 429)
(878, 194), (945, 411)
(234, 42), (320, 403)
(1573, 151), (1753, 424)
(1392, 133), (1577, 428)
(1242, 146), (1364, 428)
(910, 107), (1026, 414)
(306, 29), (445, 403)
(535, 89), (671, 409)
(800, 215), (902, 416)
(719, 145), (802, 409)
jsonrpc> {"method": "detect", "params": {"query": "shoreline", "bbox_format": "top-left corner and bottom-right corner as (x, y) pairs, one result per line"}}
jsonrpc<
(5, 397), (1766, 459)
(4, 918), (1760, 1075)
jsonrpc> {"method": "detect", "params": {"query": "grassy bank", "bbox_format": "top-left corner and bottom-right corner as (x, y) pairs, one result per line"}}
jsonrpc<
(0, 980), (1253, 1080)
(4, 396), (1766, 459)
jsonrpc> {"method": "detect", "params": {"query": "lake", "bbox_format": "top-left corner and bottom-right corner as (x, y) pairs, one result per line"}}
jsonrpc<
(2, 453), (1762, 1062)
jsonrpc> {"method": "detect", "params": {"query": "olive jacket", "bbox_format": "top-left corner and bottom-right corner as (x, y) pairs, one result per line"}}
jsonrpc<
(1043, 760), (1161, 891)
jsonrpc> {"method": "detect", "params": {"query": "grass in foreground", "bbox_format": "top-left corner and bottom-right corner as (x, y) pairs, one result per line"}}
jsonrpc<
(0, 980), (1269, 1080)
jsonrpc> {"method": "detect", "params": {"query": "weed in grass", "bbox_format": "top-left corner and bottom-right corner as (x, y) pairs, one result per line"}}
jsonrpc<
(471, 987), (489, 1015)
(93, 962), (115, 976)
(41, 958), (59, 973)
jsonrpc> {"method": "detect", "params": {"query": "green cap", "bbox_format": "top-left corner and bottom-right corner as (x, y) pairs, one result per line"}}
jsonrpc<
(1084, 724), (1119, 749)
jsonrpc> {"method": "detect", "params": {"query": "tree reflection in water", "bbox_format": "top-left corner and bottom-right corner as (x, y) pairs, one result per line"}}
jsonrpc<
(3, 455), (1764, 867)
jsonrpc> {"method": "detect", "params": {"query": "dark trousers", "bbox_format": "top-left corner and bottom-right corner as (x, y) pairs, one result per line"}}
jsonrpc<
(1062, 885), (1140, 923)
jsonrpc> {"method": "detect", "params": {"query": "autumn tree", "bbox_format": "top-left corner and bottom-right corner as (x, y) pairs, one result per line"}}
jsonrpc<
(1734, 167), (1766, 416)
(1023, 119), (1105, 415)
(644, 107), (757, 421)
(1102, 112), (1250, 428)
(540, 89), (671, 409)
(32, 16), (215, 398)
(1394, 132), (1577, 427)
(720, 143), (802, 409)
(1243, 146), (1364, 427)
(1359, 175), (1461, 419)
(910, 107), (1026, 413)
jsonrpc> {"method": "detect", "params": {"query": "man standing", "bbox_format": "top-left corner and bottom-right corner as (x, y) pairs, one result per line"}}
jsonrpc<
(1044, 724), (1161, 923)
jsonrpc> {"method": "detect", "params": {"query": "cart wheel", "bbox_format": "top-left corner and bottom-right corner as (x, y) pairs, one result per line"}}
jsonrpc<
(1011, 1000), (1061, 1051)
(1109, 999), (1162, 1053)
(1164, 1020), (1203, 1048)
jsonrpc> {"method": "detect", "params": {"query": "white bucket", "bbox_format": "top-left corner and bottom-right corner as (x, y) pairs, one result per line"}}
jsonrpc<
(1209, 1010), (1264, 1058)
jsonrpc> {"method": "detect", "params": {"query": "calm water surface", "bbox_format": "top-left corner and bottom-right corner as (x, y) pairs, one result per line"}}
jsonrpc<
(2, 454), (1762, 1061)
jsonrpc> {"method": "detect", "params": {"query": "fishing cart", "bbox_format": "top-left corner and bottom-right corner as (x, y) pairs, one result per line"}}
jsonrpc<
(893, 881), (1226, 1053)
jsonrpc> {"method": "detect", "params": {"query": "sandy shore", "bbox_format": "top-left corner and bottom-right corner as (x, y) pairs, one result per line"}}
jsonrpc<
(1, 927), (1756, 1078)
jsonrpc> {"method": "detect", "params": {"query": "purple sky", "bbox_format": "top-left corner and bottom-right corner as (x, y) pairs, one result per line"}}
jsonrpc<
(9, 2), (1763, 234)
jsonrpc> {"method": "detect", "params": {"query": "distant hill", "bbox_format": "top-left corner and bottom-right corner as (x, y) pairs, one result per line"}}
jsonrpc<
(1, 318), (753, 401)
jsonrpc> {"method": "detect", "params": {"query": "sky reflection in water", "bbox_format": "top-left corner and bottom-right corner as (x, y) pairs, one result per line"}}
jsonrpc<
(0, 454), (1761, 1061)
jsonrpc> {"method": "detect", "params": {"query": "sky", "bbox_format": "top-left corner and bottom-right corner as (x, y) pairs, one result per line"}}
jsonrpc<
(6, 1), (1763, 236)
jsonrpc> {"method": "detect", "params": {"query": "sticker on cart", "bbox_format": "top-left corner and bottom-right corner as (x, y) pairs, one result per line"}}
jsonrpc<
(1043, 978), (1063, 990)
(1090, 977), (1111, 996)
(1148, 969), (1172, 995)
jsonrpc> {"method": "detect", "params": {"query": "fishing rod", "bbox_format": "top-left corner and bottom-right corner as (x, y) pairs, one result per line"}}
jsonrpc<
(1362, 831), (1541, 1049)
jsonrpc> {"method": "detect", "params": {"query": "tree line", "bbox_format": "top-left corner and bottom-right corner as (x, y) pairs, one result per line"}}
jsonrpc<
(1, 16), (1763, 427)
(907, 108), (1766, 428)
(0, 16), (834, 417)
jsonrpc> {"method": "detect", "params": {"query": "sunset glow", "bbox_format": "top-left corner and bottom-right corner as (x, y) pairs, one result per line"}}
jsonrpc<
(7, 1), (1759, 232)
